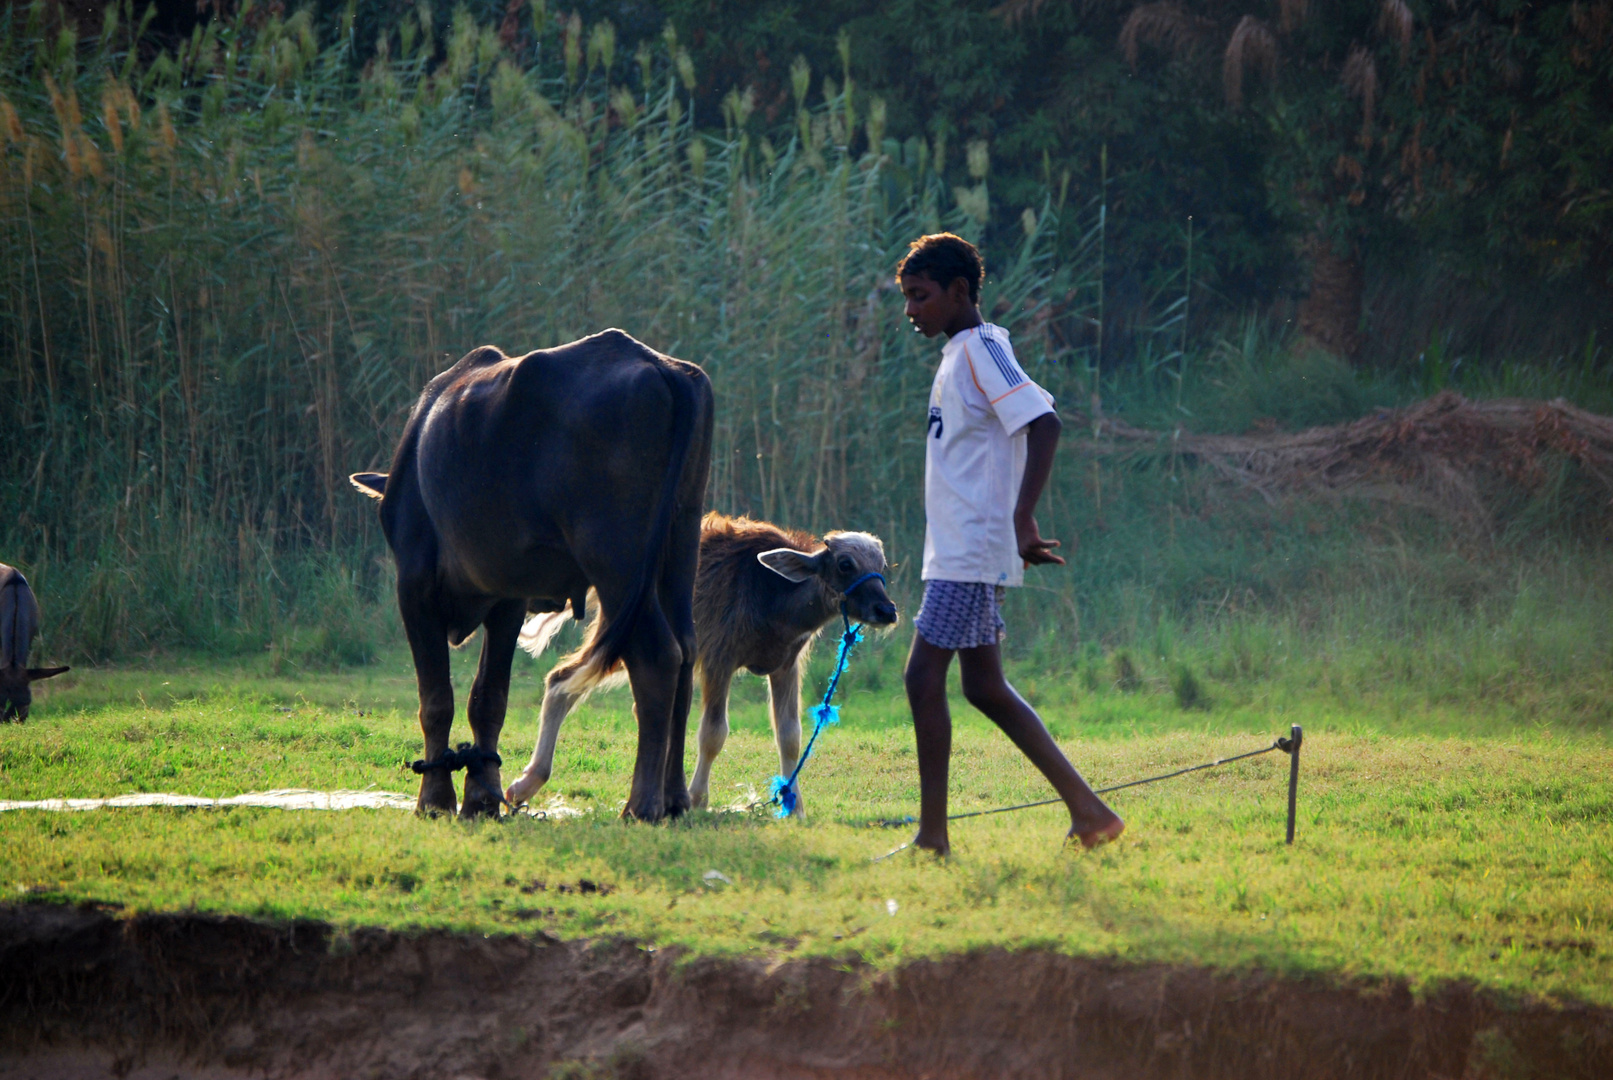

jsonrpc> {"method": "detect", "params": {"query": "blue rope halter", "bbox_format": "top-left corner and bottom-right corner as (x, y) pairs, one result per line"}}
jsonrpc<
(766, 570), (885, 817)
(842, 570), (885, 599)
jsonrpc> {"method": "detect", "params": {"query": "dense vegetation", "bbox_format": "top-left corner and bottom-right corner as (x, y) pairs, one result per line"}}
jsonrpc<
(3, 0), (1069, 657)
(175, 0), (1613, 361)
(1, 1), (1610, 678)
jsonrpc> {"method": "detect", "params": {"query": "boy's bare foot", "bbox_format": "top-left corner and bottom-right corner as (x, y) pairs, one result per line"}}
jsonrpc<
(912, 829), (951, 857)
(1069, 810), (1125, 850)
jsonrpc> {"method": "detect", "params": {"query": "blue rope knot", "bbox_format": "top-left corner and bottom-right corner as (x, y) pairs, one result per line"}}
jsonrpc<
(768, 616), (863, 818)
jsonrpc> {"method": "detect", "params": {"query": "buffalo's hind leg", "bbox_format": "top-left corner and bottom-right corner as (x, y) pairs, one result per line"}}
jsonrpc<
(401, 587), (457, 816)
(662, 652), (695, 817)
(621, 604), (681, 822)
(461, 598), (525, 819)
(659, 511), (700, 819)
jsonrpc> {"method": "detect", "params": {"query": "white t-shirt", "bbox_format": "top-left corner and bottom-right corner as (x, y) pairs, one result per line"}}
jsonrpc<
(921, 323), (1056, 586)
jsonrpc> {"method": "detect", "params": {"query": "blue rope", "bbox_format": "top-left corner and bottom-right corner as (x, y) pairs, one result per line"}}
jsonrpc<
(768, 611), (864, 817)
(842, 570), (885, 596)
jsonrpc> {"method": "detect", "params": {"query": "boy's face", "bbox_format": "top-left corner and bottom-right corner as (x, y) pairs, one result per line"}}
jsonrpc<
(901, 273), (975, 339)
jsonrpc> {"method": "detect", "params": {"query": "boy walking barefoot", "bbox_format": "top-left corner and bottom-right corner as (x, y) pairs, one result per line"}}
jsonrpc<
(898, 233), (1124, 856)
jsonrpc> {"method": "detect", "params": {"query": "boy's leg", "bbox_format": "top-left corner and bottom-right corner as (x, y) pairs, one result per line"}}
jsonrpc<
(904, 632), (956, 855)
(957, 643), (1124, 848)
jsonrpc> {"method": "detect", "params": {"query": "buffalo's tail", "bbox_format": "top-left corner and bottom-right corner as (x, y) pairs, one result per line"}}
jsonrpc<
(529, 592), (631, 699)
(570, 360), (708, 682)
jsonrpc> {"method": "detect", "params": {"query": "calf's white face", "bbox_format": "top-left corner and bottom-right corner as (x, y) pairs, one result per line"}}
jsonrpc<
(757, 531), (899, 626)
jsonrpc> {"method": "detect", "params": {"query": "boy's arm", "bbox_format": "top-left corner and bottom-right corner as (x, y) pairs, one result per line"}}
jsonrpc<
(1015, 412), (1066, 567)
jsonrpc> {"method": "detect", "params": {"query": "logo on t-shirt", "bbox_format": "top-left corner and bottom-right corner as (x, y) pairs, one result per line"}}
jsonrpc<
(927, 405), (943, 439)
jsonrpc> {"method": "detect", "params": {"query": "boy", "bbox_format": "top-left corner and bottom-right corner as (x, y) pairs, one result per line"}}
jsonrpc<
(898, 233), (1124, 856)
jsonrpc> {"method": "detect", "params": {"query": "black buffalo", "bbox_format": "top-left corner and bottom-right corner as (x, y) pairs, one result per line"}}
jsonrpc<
(351, 330), (713, 820)
(1, 564), (70, 721)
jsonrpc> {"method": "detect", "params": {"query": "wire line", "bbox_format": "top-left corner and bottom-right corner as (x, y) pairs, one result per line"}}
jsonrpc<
(945, 741), (1283, 821)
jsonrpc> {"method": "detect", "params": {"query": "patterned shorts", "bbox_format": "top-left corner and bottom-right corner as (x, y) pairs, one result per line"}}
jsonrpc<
(914, 580), (1007, 650)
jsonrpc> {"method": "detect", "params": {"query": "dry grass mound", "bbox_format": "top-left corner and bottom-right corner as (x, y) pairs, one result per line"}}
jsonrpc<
(1084, 391), (1613, 528)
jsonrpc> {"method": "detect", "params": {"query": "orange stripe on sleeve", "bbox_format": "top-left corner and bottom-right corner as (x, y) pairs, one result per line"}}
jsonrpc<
(989, 382), (1033, 405)
(962, 343), (987, 397)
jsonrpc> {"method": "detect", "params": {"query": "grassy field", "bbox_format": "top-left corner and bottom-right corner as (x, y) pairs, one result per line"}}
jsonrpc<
(3, 639), (1609, 1010)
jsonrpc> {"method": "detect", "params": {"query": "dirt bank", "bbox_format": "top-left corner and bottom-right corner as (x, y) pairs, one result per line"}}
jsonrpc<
(1, 903), (1608, 1079)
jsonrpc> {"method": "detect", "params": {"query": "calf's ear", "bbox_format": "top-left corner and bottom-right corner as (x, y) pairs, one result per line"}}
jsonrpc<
(27, 665), (69, 681)
(758, 548), (821, 583)
(349, 472), (388, 500)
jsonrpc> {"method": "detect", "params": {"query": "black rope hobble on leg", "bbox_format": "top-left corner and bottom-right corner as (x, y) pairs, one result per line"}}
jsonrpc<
(1280, 723), (1302, 844)
(409, 742), (509, 811)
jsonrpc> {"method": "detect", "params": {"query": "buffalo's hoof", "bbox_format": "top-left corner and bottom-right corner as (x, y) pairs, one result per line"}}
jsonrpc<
(417, 774), (458, 817)
(620, 797), (667, 823)
(416, 798), (457, 818)
(458, 794), (503, 820)
(459, 769), (506, 820)
(664, 787), (692, 818)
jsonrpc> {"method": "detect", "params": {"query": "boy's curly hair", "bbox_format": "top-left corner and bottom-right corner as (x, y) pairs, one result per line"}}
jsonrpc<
(896, 233), (983, 303)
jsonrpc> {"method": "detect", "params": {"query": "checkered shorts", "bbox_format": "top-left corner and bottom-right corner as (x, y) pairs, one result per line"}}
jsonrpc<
(913, 580), (1007, 650)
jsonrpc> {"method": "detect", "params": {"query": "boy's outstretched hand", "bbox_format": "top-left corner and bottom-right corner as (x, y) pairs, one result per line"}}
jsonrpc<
(1016, 514), (1067, 567)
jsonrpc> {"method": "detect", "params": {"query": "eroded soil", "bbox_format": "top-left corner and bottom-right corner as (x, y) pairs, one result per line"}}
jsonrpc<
(1, 903), (1608, 1079)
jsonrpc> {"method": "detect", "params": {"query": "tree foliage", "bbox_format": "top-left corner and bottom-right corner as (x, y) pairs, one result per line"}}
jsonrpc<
(653, 0), (1611, 357)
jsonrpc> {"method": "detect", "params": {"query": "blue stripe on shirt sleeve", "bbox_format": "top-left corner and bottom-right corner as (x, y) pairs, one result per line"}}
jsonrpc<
(979, 327), (1025, 387)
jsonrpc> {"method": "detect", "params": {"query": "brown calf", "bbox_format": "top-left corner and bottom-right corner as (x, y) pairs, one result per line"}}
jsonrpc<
(1, 564), (70, 722)
(506, 513), (897, 813)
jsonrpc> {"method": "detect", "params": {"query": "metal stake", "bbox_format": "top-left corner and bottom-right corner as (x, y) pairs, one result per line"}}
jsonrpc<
(1284, 723), (1303, 844)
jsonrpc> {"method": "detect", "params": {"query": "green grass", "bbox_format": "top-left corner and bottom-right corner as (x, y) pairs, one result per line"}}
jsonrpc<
(3, 642), (1609, 1009)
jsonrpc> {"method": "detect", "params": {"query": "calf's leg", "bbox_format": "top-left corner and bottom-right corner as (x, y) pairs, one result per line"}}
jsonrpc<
(768, 654), (806, 816)
(401, 591), (457, 816)
(506, 655), (588, 807)
(460, 598), (524, 819)
(687, 666), (733, 808)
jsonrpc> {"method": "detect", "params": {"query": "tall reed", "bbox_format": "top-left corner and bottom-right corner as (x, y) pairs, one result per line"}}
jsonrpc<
(0, 4), (1082, 657)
